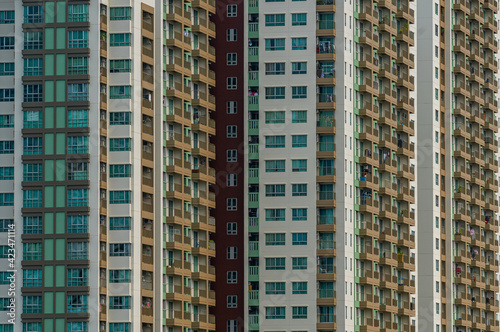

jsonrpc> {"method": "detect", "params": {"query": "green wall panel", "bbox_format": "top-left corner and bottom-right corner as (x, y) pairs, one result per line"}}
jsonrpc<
(45, 160), (54, 181)
(45, 28), (54, 49)
(45, 107), (54, 129)
(56, 80), (65, 102)
(56, 54), (65, 75)
(44, 292), (54, 314)
(44, 239), (54, 260)
(45, 54), (54, 76)
(55, 106), (65, 128)
(56, 28), (65, 49)
(45, 2), (55, 23)
(45, 81), (54, 103)
(44, 133), (54, 155)
(55, 133), (65, 155)
(55, 159), (65, 181)
(55, 265), (64, 287)
(56, 2), (65, 23)
(55, 212), (64, 233)
(44, 319), (54, 332)
(55, 239), (64, 260)
(44, 186), (54, 208)
(55, 293), (64, 314)
(44, 266), (53, 287)
(55, 187), (65, 209)
(44, 213), (54, 235)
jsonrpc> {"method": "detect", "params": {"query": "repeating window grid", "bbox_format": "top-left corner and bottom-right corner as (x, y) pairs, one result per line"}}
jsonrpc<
(67, 189), (88, 207)
(292, 159), (307, 172)
(67, 242), (88, 260)
(109, 323), (131, 332)
(110, 86), (131, 99)
(0, 63), (14, 76)
(292, 13), (307, 26)
(68, 83), (89, 101)
(292, 86), (307, 99)
(22, 323), (41, 332)
(0, 193), (14, 206)
(109, 191), (132, 204)
(68, 57), (88, 75)
(292, 62), (307, 74)
(110, 164), (131, 178)
(109, 296), (131, 309)
(265, 160), (285, 172)
(226, 77), (237, 90)
(292, 281), (307, 294)
(23, 163), (42, 181)
(227, 295), (237, 308)
(227, 271), (237, 284)
(109, 217), (132, 230)
(265, 87), (285, 99)
(0, 37), (14, 50)
(265, 14), (285, 26)
(23, 85), (43, 102)
(265, 62), (285, 75)
(292, 135), (307, 147)
(0, 11), (14, 24)
(226, 101), (237, 114)
(0, 219), (13, 232)
(24, 32), (43, 49)
(110, 60), (131, 73)
(226, 149), (237, 162)
(226, 198), (237, 211)
(0, 167), (13, 180)
(23, 216), (42, 234)
(292, 306), (307, 319)
(226, 5), (237, 17)
(109, 112), (131, 125)
(265, 38), (285, 51)
(67, 295), (88, 312)
(265, 233), (285, 246)
(226, 174), (237, 187)
(110, 7), (132, 20)
(292, 37), (307, 50)
(265, 135), (285, 148)
(265, 111), (285, 123)
(292, 208), (307, 221)
(292, 233), (307, 245)
(226, 53), (237, 65)
(23, 110), (42, 128)
(109, 270), (131, 283)
(292, 110), (307, 123)
(292, 183), (307, 196)
(23, 296), (42, 313)
(0, 324), (14, 331)
(68, 215), (88, 233)
(265, 184), (285, 197)
(265, 257), (285, 270)
(68, 31), (88, 48)
(292, 257), (307, 269)
(23, 269), (42, 287)
(0, 89), (14, 102)
(23, 137), (42, 155)
(23, 190), (42, 208)
(265, 208), (285, 221)
(68, 4), (89, 22)
(110, 33), (131, 46)
(226, 246), (237, 259)
(265, 282), (285, 294)
(24, 6), (43, 23)
(226, 29), (237, 41)
(110, 243), (131, 256)
(67, 162), (88, 180)
(67, 322), (88, 332)
(265, 306), (286, 319)
(0, 115), (13, 128)
(0, 246), (8, 258)
(0, 272), (11, 284)
(67, 268), (88, 286)
(68, 136), (88, 154)
(226, 125), (237, 138)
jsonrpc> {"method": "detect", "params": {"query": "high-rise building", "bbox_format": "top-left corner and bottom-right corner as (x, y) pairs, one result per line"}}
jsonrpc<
(417, 1), (500, 331)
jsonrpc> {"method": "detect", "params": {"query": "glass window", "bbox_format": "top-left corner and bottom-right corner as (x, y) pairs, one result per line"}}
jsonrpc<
(68, 83), (89, 101)
(68, 57), (88, 75)
(292, 184), (307, 196)
(265, 38), (285, 51)
(68, 110), (88, 127)
(109, 191), (131, 204)
(23, 216), (42, 234)
(67, 162), (88, 180)
(109, 270), (131, 283)
(292, 135), (307, 147)
(109, 296), (131, 309)
(265, 160), (285, 172)
(109, 243), (130, 256)
(23, 163), (42, 181)
(0, 63), (14, 76)
(23, 269), (42, 287)
(0, 89), (14, 102)
(0, 141), (13, 154)
(67, 322), (88, 332)
(68, 216), (88, 233)
(24, 32), (43, 49)
(67, 242), (88, 259)
(67, 189), (88, 207)
(0, 167), (13, 180)
(265, 14), (285, 26)
(24, 6), (43, 23)
(110, 60), (131, 73)
(292, 233), (307, 245)
(0, 37), (14, 50)
(292, 37), (307, 50)
(109, 323), (131, 332)
(292, 86), (307, 99)
(110, 86), (131, 99)
(22, 323), (41, 332)
(292, 160), (307, 172)
(265, 184), (285, 197)
(0, 11), (14, 24)
(292, 61), (308, 75)
(0, 246), (9, 258)
(23, 242), (42, 260)
(226, 53), (237, 65)
(68, 136), (88, 154)
(23, 190), (42, 208)
(265, 87), (285, 99)
(292, 208), (307, 221)
(110, 33), (131, 46)
(68, 4), (89, 22)
(265, 233), (285, 246)
(265, 62), (285, 75)
(0, 193), (13, 206)
(292, 281), (307, 294)
(0, 272), (11, 284)
(109, 164), (131, 178)
(23, 58), (43, 76)
(265, 307), (286, 319)
(23, 137), (42, 155)
(227, 5), (237, 17)
(109, 138), (131, 151)
(110, 7), (132, 20)
(265, 282), (285, 294)
(0, 219), (13, 232)
(67, 268), (88, 286)
(265, 136), (285, 148)
(109, 217), (132, 230)
(68, 31), (88, 48)
(265, 257), (285, 270)
(67, 295), (88, 313)
(0, 115), (13, 128)
(265, 111), (285, 123)
(23, 296), (42, 313)
(292, 306), (307, 319)
(292, 13), (307, 26)
(265, 208), (285, 221)
(23, 110), (42, 128)
(292, 257), (307, 269)
(109, 112), (131, 125)
(292, 110), (307, 123)
(23, 84), (43, 102)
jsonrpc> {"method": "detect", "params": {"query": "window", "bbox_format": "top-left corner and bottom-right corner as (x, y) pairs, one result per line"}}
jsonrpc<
(292, 208), (307, 221)
(265, 257), (285, 270)
(292, 13), (307, 26)
(265, 282), (285, 294)
(23, 216), (42, 234)
(227, 77), (237, 89)
(22, 164), (41, 182)
(226, 53), (237, 65)
(0, 167), (13, 180)
(0, 219), (13, 232)
(68, 31), (88, 48)
(22, 137), (42, 155)
(109, 191), (132, 204)
(265, 62), (285, 75)
(22, 242), (41, 260)
(265, 233), (285, 246)
(226, 101), (237, 114)
(265, 87), (285, 99)
(292, 135), (307, 147)
(0, 193), (13, 206)
(226, 29), (237, 41)
(265, 136), (285, 148)
(292, 86), (307, 99)
(110, 86), (131, 99)
(227, 320), (237, 332)
(68, 110), (88, 127)
(0, 272), (11, 284)
(292, 306), (307, 319)
(67, 268), (88, 286)
(227, 271), (237, 283)
(292, 184), (307, 196)
(23, 296), (42, 313)
(292, 233), (307, 245)
(227, 198), (237, 210)
(265, 208), (285, 221)
(68, 4), (89, 22)
(22, 323), (41, 332)
(226, 222), (237, 235)
(67, 242), (88, 259)
(0, 11), (14, 24)
(109, 296), (131, 309)
(227, 295), (237, 308)
(109, 112), (131, 125)
(109, 324), (131, 332)
(265, 160), (285, 172)
(24, 6), (43, 23)
(265, 14), (285, 26)
(67, 322), (88, 332)
(109, 270), (131, 283)
(226, 125), (237, 138)
(227, 5), (237, 17)
(292, 160), (307, 172)
(266, 307), (286, 319)
(109, 217), (131, 230)
(24, 32), (43, 49)
(68, 216), (88, 233)
(226, 174), (237, 186)
(23, 269), (42, 287)
(436, 281), (439, 293)
(23, 190), (42, 208)
(292, 257), (307, 269)
(227, 246), (237, 259)
(292, 111), (307, 123)
(0, 114), (13, 128)
(109, 164), (131, 178)
(265, 111), (285, 124)
(0, 63), (14, 76)
(292, 281), (307, 294)
(110, 33), (131, 46)
(292, 37), (307, 50)
(265, 38), (285, 51)
(226, 150), (237, 162)
(266, 184), (285, 197)
(0, 246), (9, 258)
(109, 243), (131, 256)
(68, 83), (89, 101)
(109, 59), (131, 73)
(68, 136), (88, 154)
(23, 84), (43, 102)
(67, 189), (88, 207)
(23, 110), (42, 128)
(110, 7), (131, 20)
(0, 89), (14, 102)
(0, 37), (14, 50)
(109, 138), (131, 151)
(68, 57), (88, 75)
